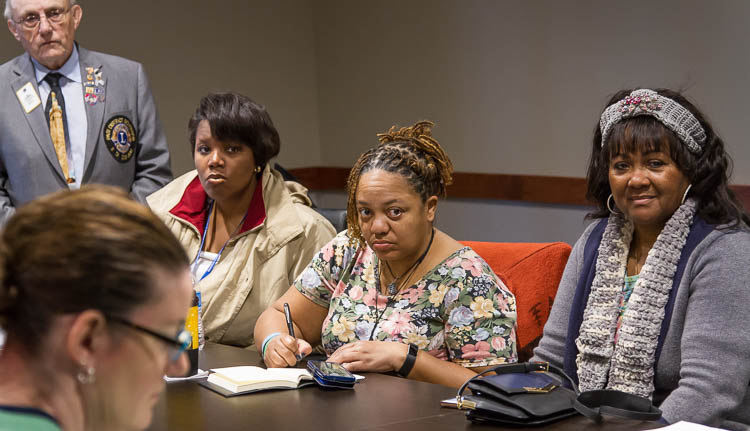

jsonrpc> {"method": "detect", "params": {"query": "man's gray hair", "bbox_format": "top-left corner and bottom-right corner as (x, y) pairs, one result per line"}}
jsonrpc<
(4, 0), (77, 22)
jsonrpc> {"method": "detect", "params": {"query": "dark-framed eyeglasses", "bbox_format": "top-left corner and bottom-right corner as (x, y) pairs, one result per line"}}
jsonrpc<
(14, 6), (72, 30)
(108, 315), (192, 362)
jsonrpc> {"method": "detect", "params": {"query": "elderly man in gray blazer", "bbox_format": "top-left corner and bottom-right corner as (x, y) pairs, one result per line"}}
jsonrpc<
(0, 0), (171, 224)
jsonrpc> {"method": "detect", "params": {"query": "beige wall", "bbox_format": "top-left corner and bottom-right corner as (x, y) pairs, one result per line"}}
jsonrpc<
(314, 0), (750, 184)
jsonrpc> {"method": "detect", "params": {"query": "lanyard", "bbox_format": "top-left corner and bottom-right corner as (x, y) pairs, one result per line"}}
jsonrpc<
(190, 201), (246, 282)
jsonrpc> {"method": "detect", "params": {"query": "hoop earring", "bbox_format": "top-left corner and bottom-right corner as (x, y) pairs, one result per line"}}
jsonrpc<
(681, 184), (692, 204)
(607, 194), (618, 214)
(77, 364), (96, 385)
(254, 165), (262, 174)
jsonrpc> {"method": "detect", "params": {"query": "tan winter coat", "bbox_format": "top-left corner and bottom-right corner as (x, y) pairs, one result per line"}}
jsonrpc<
(147, 166), (335, 348)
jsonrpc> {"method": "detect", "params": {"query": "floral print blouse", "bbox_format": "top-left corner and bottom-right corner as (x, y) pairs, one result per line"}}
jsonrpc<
(294, 232), (518, 367)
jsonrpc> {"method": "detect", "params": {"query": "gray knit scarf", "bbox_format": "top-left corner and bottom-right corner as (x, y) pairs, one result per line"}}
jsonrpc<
(575, 198), (697, 399)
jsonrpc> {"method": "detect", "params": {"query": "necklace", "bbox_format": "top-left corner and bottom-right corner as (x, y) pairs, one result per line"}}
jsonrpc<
(382, 228), (435, 295)
(369, 228), (435, 340)
(634, 247), (642, 275)
(630, 242), (646, 276)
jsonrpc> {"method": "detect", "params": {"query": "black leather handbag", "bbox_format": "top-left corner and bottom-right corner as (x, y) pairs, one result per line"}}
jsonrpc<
(454, 362), (662, 426)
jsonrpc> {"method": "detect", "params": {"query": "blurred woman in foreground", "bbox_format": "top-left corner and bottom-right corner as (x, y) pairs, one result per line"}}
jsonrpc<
(0, 186), (193, 431)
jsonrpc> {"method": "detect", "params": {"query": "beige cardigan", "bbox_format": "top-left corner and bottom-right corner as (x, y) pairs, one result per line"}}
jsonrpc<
(147, 166), (335, 348)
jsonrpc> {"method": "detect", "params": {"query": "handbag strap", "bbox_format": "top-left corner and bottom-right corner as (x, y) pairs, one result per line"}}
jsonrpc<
(455, 364), (498, 408)
(573, 390), (662, 422)
(455, 362), (662, 423)
(489, 362), (580, 393)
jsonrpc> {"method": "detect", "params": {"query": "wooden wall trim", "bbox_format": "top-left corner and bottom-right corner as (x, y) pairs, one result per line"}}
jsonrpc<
(446, 172), (589, 206)
(287, 166), (750, 209)
(287, 167), (351, 192)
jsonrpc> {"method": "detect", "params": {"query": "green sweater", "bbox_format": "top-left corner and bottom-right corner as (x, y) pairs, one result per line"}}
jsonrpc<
(0, 406), (61, 431)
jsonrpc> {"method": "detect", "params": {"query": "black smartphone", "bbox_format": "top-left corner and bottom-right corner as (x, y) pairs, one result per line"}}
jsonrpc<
(306, 360), (356, 384)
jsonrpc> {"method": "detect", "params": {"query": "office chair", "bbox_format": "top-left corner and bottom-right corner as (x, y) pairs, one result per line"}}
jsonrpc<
(459, 241), (572, 362)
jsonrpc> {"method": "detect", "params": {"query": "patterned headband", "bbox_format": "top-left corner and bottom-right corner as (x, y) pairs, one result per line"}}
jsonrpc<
(599, 89), (706, 154)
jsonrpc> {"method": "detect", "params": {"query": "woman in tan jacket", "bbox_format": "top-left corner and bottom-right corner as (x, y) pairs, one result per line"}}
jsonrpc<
(148, 92), (335, 348)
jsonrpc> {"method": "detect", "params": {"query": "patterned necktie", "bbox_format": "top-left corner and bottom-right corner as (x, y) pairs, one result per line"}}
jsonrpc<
(44, 72), (74, 184)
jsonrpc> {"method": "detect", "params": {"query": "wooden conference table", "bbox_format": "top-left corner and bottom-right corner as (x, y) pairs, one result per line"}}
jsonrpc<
(147, 344), (663, 431)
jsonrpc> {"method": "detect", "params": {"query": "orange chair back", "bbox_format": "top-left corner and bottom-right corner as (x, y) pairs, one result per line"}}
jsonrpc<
(460, 241), (571, 362)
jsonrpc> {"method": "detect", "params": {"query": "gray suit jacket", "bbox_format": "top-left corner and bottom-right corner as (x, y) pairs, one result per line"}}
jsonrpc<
(0, 45), (171, 224)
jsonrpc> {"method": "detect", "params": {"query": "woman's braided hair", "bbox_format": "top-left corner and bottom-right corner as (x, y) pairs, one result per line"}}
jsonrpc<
(345, 120), (453, 246)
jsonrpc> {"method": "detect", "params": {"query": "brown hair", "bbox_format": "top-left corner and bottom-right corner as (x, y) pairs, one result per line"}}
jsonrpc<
(345, 120), (454, 245)
(0, 185), (189, 354)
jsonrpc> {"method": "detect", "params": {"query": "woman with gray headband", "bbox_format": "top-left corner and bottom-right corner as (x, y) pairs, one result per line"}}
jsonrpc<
(532, 89), (750, 429)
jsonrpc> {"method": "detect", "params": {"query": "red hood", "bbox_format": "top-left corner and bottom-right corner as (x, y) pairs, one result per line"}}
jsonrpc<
(168, 176), (266, 237)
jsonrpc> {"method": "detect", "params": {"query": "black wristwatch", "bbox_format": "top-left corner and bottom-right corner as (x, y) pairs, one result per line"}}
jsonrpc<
(397, 343), (419, 377)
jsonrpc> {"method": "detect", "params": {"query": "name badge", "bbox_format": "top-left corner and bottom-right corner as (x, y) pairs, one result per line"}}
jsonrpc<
(16, 82), (41, 113)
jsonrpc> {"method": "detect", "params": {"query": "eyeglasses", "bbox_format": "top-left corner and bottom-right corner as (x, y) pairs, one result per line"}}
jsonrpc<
(14, 7), (71, 30)
(108, 315), (192, 362)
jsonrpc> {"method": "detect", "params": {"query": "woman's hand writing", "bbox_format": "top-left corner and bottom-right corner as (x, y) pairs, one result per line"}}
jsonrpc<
(263, 334), (312, 367)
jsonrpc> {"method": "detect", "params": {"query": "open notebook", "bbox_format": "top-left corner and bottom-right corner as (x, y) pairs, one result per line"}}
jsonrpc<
(202, 366), (315, 396)
(199, 365), (364, 397)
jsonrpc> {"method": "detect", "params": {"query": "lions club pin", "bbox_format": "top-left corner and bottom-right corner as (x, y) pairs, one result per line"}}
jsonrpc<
(103, 115), (136, 163)
(84, 66), (105, 105)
